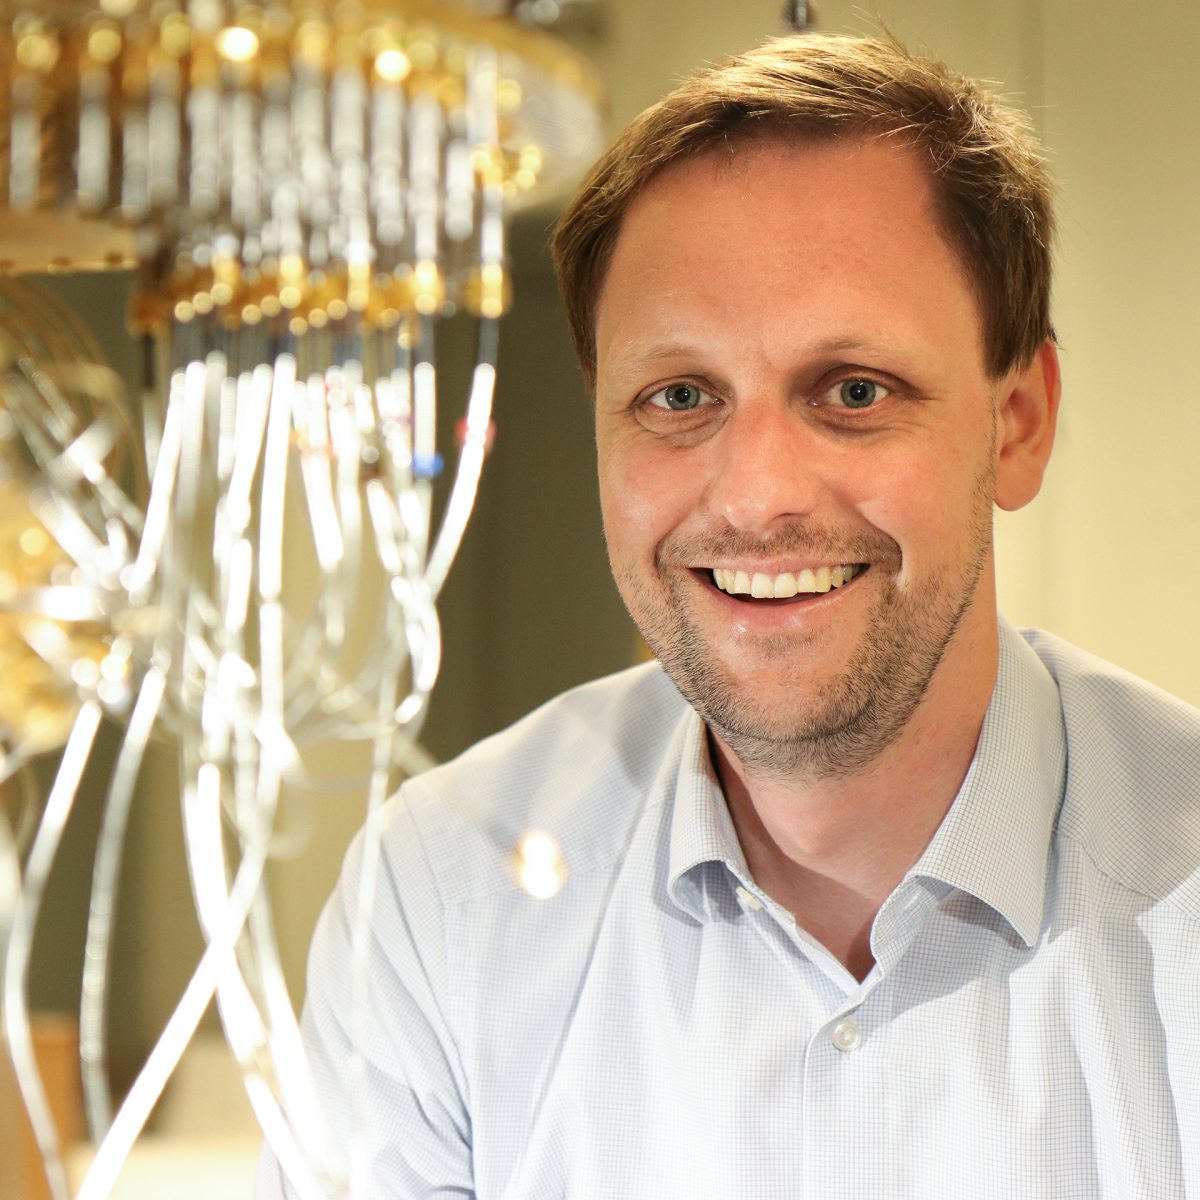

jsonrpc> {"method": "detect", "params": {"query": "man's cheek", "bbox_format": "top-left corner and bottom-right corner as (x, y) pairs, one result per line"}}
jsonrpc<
(602, 463), (680, 534)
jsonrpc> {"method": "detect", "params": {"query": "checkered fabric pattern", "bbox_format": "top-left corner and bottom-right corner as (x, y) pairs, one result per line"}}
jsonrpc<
(259, 620), (1200, 1199)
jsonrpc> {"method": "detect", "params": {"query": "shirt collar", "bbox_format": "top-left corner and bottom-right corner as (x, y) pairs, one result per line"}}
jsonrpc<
(666, 709), (747, 922)
(910, 616), (1066, 946)
(663, 617), (1067, 942)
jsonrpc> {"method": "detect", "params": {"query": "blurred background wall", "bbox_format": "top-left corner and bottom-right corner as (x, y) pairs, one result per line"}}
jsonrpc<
(23, 0), (1200, 1111)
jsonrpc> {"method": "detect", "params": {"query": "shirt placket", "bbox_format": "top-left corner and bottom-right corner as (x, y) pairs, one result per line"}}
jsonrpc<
(730, 869), (946, 1197)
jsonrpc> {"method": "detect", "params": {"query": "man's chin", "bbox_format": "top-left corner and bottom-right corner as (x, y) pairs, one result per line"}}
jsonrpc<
(707, 692), (910, 780)
(646, 614), (949, 779)
(652, 653), (875, 766)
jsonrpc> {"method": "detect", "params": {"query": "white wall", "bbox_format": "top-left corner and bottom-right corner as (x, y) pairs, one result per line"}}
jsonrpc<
(1034, 0), (1200, 702)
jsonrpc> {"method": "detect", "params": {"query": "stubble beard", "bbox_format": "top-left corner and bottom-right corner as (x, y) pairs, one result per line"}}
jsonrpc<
(614, 474), (995, 783)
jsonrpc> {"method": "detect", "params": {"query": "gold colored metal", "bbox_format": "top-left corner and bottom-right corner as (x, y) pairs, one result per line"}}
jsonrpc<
(0, 216), (136, 274)
(85, 23), (122, 63)
(0, 0), (602, 279)
(462, 262), (512, 319)
(137, 257), (522, 331)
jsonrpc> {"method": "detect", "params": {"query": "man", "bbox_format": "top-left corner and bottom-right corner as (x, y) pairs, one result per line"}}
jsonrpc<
(262, 33), (1200, 1198)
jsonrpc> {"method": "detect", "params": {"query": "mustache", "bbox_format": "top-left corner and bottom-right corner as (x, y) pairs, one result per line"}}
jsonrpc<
(657, 521), (900, 568)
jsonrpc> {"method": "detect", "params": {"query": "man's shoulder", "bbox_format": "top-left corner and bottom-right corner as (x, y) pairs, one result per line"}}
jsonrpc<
(418, 658), (689, 805)
(1020, 626), (1200, 762)
(1021, 627), (1200, 916)
(385, 660), (690, 905)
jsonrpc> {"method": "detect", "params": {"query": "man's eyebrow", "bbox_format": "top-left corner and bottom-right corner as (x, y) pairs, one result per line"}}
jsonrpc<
(603, 336), (890, 375)
(809, 337), (878, 355)
(602, 342), (707, 374)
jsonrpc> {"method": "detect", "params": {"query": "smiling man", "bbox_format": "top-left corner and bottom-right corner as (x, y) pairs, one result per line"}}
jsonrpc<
(260, 34), (1200, 1200)
(586, 126), (1055, 982)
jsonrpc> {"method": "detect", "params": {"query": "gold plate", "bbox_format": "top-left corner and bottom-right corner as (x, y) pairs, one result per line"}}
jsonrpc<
(0, 212), (136, 274)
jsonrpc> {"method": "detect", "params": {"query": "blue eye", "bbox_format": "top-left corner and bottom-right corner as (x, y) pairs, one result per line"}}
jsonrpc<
(648, 383), (713, 411)
(839, 378), (883, 408)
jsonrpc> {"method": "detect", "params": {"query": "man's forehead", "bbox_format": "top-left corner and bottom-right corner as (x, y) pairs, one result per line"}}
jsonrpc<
(600, 135), (950, 293)
(593, 133), (988, 385)
(603, 134), (943, 278)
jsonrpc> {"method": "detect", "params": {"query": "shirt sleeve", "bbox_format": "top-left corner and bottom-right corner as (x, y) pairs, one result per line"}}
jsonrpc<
(256, 790), (475, 1199)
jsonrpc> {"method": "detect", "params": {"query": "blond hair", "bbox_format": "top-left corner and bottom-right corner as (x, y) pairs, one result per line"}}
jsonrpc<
(552, 33), (1054, 385)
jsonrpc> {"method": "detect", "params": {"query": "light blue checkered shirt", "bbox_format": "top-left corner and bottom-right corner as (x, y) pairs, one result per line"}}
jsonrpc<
(259, 620), (1200, 1198)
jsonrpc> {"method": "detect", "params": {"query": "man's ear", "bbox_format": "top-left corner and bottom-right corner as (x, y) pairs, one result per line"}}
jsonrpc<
(993, 338), (1061, 512)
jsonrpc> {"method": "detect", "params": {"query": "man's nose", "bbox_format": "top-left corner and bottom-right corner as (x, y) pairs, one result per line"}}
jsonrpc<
(702, 404), (825, 535)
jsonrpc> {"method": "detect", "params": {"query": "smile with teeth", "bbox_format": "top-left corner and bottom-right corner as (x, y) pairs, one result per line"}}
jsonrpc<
(711, 563), (863, 599)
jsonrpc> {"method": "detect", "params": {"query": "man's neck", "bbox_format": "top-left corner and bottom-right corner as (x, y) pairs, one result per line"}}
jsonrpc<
(711, 620), (1000, 982)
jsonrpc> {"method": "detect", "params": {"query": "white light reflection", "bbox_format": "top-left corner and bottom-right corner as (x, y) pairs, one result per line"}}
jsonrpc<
(516, 830), (567, 899)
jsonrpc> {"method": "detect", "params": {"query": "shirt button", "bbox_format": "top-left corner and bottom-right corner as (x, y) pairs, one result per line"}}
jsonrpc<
(831, 1019), (862, 1053)
(734, 885), (763, 911)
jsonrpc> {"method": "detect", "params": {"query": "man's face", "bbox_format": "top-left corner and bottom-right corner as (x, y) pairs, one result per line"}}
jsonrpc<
(594, 136), (1008, 779)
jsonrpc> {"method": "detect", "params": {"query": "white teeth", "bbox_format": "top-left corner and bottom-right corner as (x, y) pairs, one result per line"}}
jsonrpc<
(712, 563), (861, 598)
